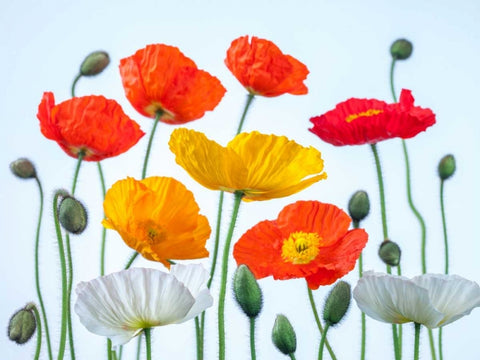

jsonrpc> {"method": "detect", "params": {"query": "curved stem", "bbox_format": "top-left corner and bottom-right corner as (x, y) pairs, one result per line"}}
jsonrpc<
(354, 220), (367, 360)
(32, 305), (42, 360)
(65, 233), (76, 360)
(414, 323), (421, 360)
(218, 192), (243, 360)
(125, 252), (139, 270)
(195, 317), (203, 360)
(71, 152), (84, 196)
(389, 58), (398, 103)
(318, 323), (331, 360)
(71, 73), (82, 98)
(249, 317), (257, 360)
(144, 328), (152, 360)
(236, 94), (255, 134)
(141, 111), (162, 180)
(98, 162), (107, 275)
(369, 143), (389, 240)
(53, 193), (68, 360)
(440, 180), (449, 274)
(307, 286), (337, 360)
(33, 177), (53, 360)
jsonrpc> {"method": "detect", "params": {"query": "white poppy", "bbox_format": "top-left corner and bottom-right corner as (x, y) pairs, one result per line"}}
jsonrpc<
(74, 264), (213, 346)
(353, 271), (480, 328)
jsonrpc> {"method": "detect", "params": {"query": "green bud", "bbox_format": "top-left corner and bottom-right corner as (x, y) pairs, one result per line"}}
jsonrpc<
(80, 51), (110, 76)
(323, 281), (351, 326)
(390, 39), (413, 60)
(438, 154), (456, 180)
(272, 314), (297, 355)
(8, 305), (37, 345)
(58, 196), (88, 234)
(10, 158), (36, 179)
(233, 265), (263, 318)
(348, 190), (370, 222)
(378, 240), (401, 266)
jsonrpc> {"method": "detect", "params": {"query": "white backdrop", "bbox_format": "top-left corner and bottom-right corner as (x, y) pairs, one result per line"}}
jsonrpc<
(1, 1), (479, 359)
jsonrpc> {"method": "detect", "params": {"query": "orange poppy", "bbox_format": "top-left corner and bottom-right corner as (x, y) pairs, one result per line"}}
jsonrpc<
(309, 89), (435, 146)
(102, 176), (211, 268)
(225, 35), (309, 97)
(119, 44), (226, 124)
(233, 201), (368, 289)
(37, 92), (144, 161)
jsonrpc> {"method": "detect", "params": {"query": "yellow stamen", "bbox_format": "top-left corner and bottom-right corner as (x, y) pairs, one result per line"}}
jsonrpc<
(345, 109), (383, 123)
(281, 231), (321, 265)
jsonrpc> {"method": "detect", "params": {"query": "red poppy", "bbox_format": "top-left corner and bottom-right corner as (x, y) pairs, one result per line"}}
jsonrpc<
(37, 92), (144, 161)
(309, 89), (435, 146)
(119, 44), (226, 124)
(225, 35), (309, 97)
(233, 201), (368, 290)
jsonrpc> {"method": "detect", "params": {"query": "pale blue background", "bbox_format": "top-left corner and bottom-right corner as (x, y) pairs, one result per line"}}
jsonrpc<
(1, 0), (479, 359)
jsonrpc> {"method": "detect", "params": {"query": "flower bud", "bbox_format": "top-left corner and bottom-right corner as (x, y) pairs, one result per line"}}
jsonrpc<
(348, 190), (370, 222)
(58, 196), (88, 234)
(80, 51), (110, 76)
(378, 240), (401, 266)
(10, 158), (36, 179)
(8, 305), (37, 345)
(438, 154), (456, 180)
(233, 265), (263, 318)
(272, 314), (297, 355)
(323, 281), (351, 326)
(390, 39), (413, 60)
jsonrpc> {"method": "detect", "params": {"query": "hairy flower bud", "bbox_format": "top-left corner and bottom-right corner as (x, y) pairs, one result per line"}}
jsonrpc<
(323, 281), (351, 326)
(272, 314), (297, 355)
(58, 196), (88, 234)
(8, 305), (37, 345)
(378, 240), (401, 266)
(390, 39), (413, 60)
(10, 158), (36, 179)
(233, 265), (263, 318)
(348, 190), (370, 222)
(438, 154), (456, 180)
(80, 51), (110, 76)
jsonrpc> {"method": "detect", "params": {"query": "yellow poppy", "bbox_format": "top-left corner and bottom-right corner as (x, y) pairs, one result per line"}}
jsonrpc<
(169, 129), (327, 201)
(102, 176), (210, 267)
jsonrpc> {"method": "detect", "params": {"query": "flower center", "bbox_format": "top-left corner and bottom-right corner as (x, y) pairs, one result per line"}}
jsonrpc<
(143, 221), (166, 245)
(281, 231), (321, 265)
(345, 109), (383, 123)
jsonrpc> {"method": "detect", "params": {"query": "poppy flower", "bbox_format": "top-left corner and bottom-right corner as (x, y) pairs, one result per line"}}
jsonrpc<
(353, 272), (480, 328)
(37, 92), (144, 161)
(309, 89), (435, 146)
(74, 265), (213, 346)
(119, 44), (226, 124)
(233, 201), (368, 289)
(168, 128), (327, 201)
(225, 35), (309, 97)
(102, 176), (210, 267)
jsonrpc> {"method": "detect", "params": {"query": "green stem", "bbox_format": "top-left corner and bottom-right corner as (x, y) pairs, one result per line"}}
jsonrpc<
(414, 323), (421, 360)
(53, 193), (68, 360)
(218, 192), (243, 360)
(369, 143), (389, 240)
(428, 330), (438, 360)
(389, 58), (398, 103)
(249, 317), (257, 360)
(144, 328), (152, 360)
(354, 220), (366, 360)
(141, 111), (162, 180)
(438, 328), (444, 360)
(33, 177), (53, 360)
(440, 180), (449, 274)
(307, 286), (337, 360)
(125, 252), (139, 270)
(65, 233), (76, 360)
(392, 324), (401, 360)
(71, 73), (82, 98)
(71, 152), (84, 196)
(396, 265), (403, 360)
(318, 323), (331, 360)
(289, 354), (297, 360)
(195, 317), (203, 360)
(236, 94), (255, 134)
(98, 162), (107, 275)
(107, 339), (113, 360)
(31, 305), (42, 360)
(136, 333), (142, 360)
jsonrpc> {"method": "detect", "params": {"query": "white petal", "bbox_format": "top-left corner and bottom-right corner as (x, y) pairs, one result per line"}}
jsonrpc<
(74, 268), (195, 346)
(170, 264), (213, 322)
(353, 271), (444, 327)
(412, 274), (480, 327)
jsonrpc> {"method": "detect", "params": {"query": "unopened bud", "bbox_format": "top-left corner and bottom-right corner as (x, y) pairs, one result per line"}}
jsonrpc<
(80, 51), (110, 76)
(58, 196), (88, 234)
(233, 265), (263, 318)
(10, 158), (36, 179)
(272, 314), (297, 355)
(8, 305), (37, 345)
(323, 281), (351, 326)
(390, 39), (413, 60)
(378, 240), (401, 266)
(348, 190), (370, 222)
(438, 154), (456, 180)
